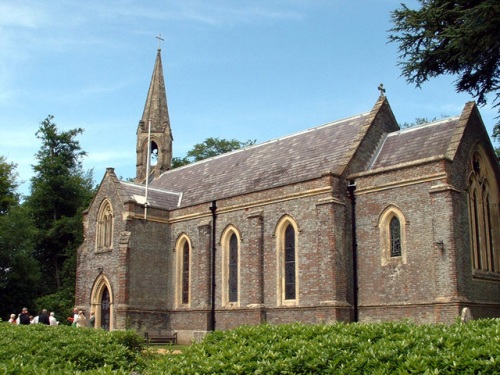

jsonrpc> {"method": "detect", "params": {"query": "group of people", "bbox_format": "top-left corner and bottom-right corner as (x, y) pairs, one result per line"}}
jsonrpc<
(7, 307), (95, 328)
(8, 307), (58, 326)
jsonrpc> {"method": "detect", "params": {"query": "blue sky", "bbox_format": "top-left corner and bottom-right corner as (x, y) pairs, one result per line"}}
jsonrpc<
(1, 0), (498, 196)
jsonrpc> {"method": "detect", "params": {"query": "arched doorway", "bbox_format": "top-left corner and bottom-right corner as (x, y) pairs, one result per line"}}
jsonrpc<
(91, 274), (114, 330)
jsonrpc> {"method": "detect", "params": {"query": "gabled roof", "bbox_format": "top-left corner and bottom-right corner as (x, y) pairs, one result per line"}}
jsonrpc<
(150, 112), (371, 208)
(370, 117), (460, 170)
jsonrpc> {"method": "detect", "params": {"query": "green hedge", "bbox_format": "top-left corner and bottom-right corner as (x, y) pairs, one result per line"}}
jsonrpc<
(0, 324), (144, 374)
(1, 319), (500, 374)
(149, 319), (500, 374)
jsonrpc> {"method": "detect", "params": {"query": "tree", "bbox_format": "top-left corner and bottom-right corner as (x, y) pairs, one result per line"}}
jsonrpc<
(26, 116), (94, 299)
(0, 157), (40, 319)
(0, 156), (19, 215)
(389, 0), (500, 155)
(172, 137), (256, 168)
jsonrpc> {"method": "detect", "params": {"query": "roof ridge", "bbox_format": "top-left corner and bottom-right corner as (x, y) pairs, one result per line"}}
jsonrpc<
(161, 111), (371, 174)
(392, 116), (460, 136)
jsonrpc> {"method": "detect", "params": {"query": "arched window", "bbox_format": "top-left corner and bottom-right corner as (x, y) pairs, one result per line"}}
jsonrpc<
(150, 140), (159, 167)
(284, 225), (296, 300)
(228, 233), (238, 303)
(175, 235), (192, 306)
(181, 241), (190, 304)
(221, 226), (241, 306)
(468, 149), (499, 274)
(96, 200), (113, 251)
(275, 216), (299, 305)
(390, 216), (402, 257)
(379, 206), (407, 265)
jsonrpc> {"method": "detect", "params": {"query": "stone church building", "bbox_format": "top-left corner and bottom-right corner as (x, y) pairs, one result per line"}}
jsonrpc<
(76, 49), (500, 342)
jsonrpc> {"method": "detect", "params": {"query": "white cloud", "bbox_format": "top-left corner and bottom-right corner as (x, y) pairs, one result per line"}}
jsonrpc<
(0, 3), (44, 28)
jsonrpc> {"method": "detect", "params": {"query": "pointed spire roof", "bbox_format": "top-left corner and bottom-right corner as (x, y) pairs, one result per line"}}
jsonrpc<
(139, 49), (170, 133)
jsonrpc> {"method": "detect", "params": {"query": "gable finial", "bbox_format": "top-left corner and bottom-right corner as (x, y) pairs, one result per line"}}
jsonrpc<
(378, 83), (386, 96)
(156, 33), (164, 51)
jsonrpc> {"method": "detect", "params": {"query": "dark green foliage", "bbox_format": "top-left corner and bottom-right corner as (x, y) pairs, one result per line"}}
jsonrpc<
(172, 137), (256, 168)
(0, 157), (41, 320)
(389, 0), (500, 145)
(2, 320), (500, 373)
(149, 320), (500, 374)
(26, 115), (94, 304)
(0, 324), (145, 374)
(0, 156), (19, 215)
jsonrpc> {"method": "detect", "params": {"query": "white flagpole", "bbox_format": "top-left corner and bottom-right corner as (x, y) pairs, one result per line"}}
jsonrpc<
(144, 119), (151, 220)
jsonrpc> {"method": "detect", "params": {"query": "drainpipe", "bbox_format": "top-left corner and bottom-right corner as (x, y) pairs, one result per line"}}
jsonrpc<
(209, 200), (217, 331)
(347, 181), (359, 322)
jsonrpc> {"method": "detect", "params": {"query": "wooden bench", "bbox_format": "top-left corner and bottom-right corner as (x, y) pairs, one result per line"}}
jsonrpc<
(144, 330), (178, 345)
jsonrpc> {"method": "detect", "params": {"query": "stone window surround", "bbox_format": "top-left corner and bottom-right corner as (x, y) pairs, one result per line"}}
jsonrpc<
(275, 215), (300, 306)
(379, 205), (408, 266)
(96, 199), (114, 252)
(175, 234), (192, 308)
(220, 225), (241, 308)
(468, 146), (500, 276)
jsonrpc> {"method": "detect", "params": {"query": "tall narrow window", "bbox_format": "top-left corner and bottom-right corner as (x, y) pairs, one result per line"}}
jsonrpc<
(182, 241), (190, 304)
(284, 224), (296, 300)
(228, 233), (238, 303)
(390, 216), (402, 257)
(96, 200), (113, 251)
(468, 149), (499, 275)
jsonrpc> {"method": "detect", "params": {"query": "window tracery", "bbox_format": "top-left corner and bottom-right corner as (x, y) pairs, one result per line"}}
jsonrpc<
(468, 149), (499, 275)
(96, 200), (113, 251)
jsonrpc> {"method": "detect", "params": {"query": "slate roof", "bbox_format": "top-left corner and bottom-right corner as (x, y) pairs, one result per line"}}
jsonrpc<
(149, 113), (371, 208)
(370, 117), (460, 170)
(119, 181), (182, 209)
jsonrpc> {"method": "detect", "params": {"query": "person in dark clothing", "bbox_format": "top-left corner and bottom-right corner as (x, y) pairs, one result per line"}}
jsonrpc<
(19, 307), (30, 325)
(38, 309), (50, 325)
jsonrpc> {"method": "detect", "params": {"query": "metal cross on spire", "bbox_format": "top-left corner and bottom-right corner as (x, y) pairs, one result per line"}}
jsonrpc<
(156, 33), (164, 50)
(378, 83), (386, 96)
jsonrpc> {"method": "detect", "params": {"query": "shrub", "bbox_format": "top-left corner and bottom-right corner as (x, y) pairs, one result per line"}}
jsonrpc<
(147, 320), (500, 374)
(0, 324), (144, 374)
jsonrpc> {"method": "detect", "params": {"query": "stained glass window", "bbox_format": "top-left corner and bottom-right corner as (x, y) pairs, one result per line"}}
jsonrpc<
(284, 224), (296, 300)
(182, 241), (190, 304)
(228, 233), (238, 302)
(390, 216), (401, 257)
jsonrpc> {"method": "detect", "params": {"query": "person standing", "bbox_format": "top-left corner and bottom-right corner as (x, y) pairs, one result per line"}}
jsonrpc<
(76, 311), (87, 327)
(18, 308), (30, 325)
(38, 309), (50, 325)
(49, 312), (58, 326)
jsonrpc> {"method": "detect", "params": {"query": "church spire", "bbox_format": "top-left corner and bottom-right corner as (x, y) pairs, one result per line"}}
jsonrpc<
(136, 46), (173, 183)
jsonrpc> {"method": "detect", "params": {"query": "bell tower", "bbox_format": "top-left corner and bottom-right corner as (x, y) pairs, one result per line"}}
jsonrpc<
(135, 45), (173, 183)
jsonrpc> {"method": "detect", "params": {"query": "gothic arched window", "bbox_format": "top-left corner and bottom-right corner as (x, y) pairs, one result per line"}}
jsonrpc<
(228, 233), (239, 303)
(468, 149), (499, 274)
(276, 216), (299, 305)
(221, 227), (241, 306)
(96, 200), (113, 251)
(284, 224), (296, 300)
(379, 206), (407, 265)
(390, 216), (402, 257)
(175, 235), (192, 306)
(181, 241), (190, 304)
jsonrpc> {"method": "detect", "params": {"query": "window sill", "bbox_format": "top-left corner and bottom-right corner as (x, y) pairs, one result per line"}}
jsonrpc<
(472, 269), (500, 282)
(95, 247), (112, 254)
